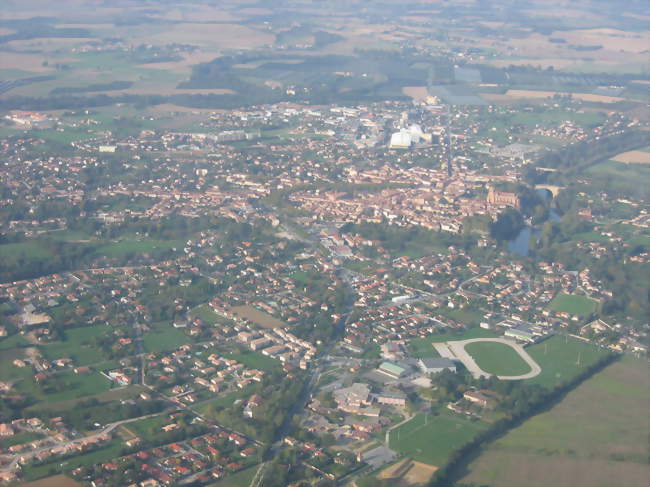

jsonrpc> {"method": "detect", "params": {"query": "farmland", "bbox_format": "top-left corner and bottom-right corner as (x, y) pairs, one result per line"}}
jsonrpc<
(461, 357), (650, 487)
(465, 341), (532, 376)
(549, 293), (599, 316)
(229, 305), (286, 329)
(388, 410), (489, 467)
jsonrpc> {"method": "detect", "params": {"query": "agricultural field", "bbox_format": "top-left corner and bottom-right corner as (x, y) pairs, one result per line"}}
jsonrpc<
(388, 409), (489, 467)
(549, 293), (599, 316)
(464, 341), (532, 377)
(229, 305), (286, 329)
(16, 474), (82, 487)
(461, 357), (650, 487)
(611, 146), (650, 164)
(525, 335), (610, 389)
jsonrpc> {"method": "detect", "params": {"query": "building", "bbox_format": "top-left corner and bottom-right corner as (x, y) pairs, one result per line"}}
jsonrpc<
(487, 187), (520, 209)
(418, 357), (457, 374)
(389, 131), (412, 149)
(504, 323), (545, 343)
(377, 362), (406, 379)
(463, 390), (498, 409)
(374, 392), (407, 407)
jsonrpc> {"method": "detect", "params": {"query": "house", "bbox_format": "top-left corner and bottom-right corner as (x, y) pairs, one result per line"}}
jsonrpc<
(418, 357), (457, 374)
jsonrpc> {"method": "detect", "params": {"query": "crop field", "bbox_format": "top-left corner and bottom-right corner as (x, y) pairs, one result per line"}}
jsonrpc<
(389, 410), (489, 467)
(549, 293), (599, 315)
(464, 342), (532, 376)
(525, 335), (610, 389)
(17, 474), (82, 487)
(461, 357), (649, 487)
(611, 147), (650, 164)
(229, 305), (286, 329)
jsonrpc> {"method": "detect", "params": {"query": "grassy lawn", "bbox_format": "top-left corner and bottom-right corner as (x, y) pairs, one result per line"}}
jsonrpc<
(465, 342), (531, 376)
(224, 351), (279, 372)
(549, 293), (598, 316)
(461, 357), (650, 487)
(389, 409), (488, 467)
(195, 386), (256, 419)
(209, 465), (260, 487)
(40, 325), (112, 366)
(0, 242), (52, 260)
(408, 337), (441, 358)
(525, 335), (610, 389)
(142, 325), (189, 353)
(191, 304), (222, 325)
(21, 439), (125, 481)
(0, 333), (29, 350)
(127, 414), (173, 441)
(28, 370), (112, 402)
(94, 239), (184, 258)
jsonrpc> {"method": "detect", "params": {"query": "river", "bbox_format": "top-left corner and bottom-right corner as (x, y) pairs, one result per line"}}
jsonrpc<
(508, 189), (560, 256)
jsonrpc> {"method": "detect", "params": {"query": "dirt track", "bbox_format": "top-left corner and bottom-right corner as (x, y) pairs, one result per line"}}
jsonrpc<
(443, 338), (542, 380)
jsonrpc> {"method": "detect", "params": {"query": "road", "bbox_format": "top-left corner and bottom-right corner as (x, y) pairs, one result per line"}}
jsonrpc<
(445, 337), (542, 380)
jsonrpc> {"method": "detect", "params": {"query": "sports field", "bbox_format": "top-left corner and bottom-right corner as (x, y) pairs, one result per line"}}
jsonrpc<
(464, 341), (532, 376)
(549, 293), (598, 316)
(525, 335), (610, 389)
(461, 357), (650, 487)
(388, 410), (488, 466)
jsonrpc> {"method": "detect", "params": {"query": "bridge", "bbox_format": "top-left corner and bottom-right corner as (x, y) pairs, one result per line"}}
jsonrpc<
(535, 184), (565, 198)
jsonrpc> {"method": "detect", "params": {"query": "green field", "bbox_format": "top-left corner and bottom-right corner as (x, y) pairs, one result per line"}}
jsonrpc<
(408, 328), (500, 359)
(388, 409), (489, 466)
(41, 324), (112, 365)
(21, 439), (125, 481)
(94, 239), (184, 258)
(15, 370), (112, 402)
(407, 337), (441, 358)
(525, 335), (610, 389)
(142, 325), (189, 353)
(209, 465), (260, 487)
(127, 414), (173, 441)
(224, 351), (279, 372)
(549, 293), (598, 316)
(461, 357), (650, 487)
(191, 304), (222, 325)
(0, 242), (52, 260)
(465, 342), (532, 376)
(0, 334), (29, 350)
(195, 386), (256, 419)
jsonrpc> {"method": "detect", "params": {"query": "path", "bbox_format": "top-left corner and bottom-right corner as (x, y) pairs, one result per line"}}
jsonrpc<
(445, 338), (542, 380)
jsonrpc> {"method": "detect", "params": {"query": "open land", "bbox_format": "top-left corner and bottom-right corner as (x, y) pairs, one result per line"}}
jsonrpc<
(229, 305), (287, 328)
(389, 410), (489, 467)
(549, 293), (599, 316)
(461, 357), (650, 487)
